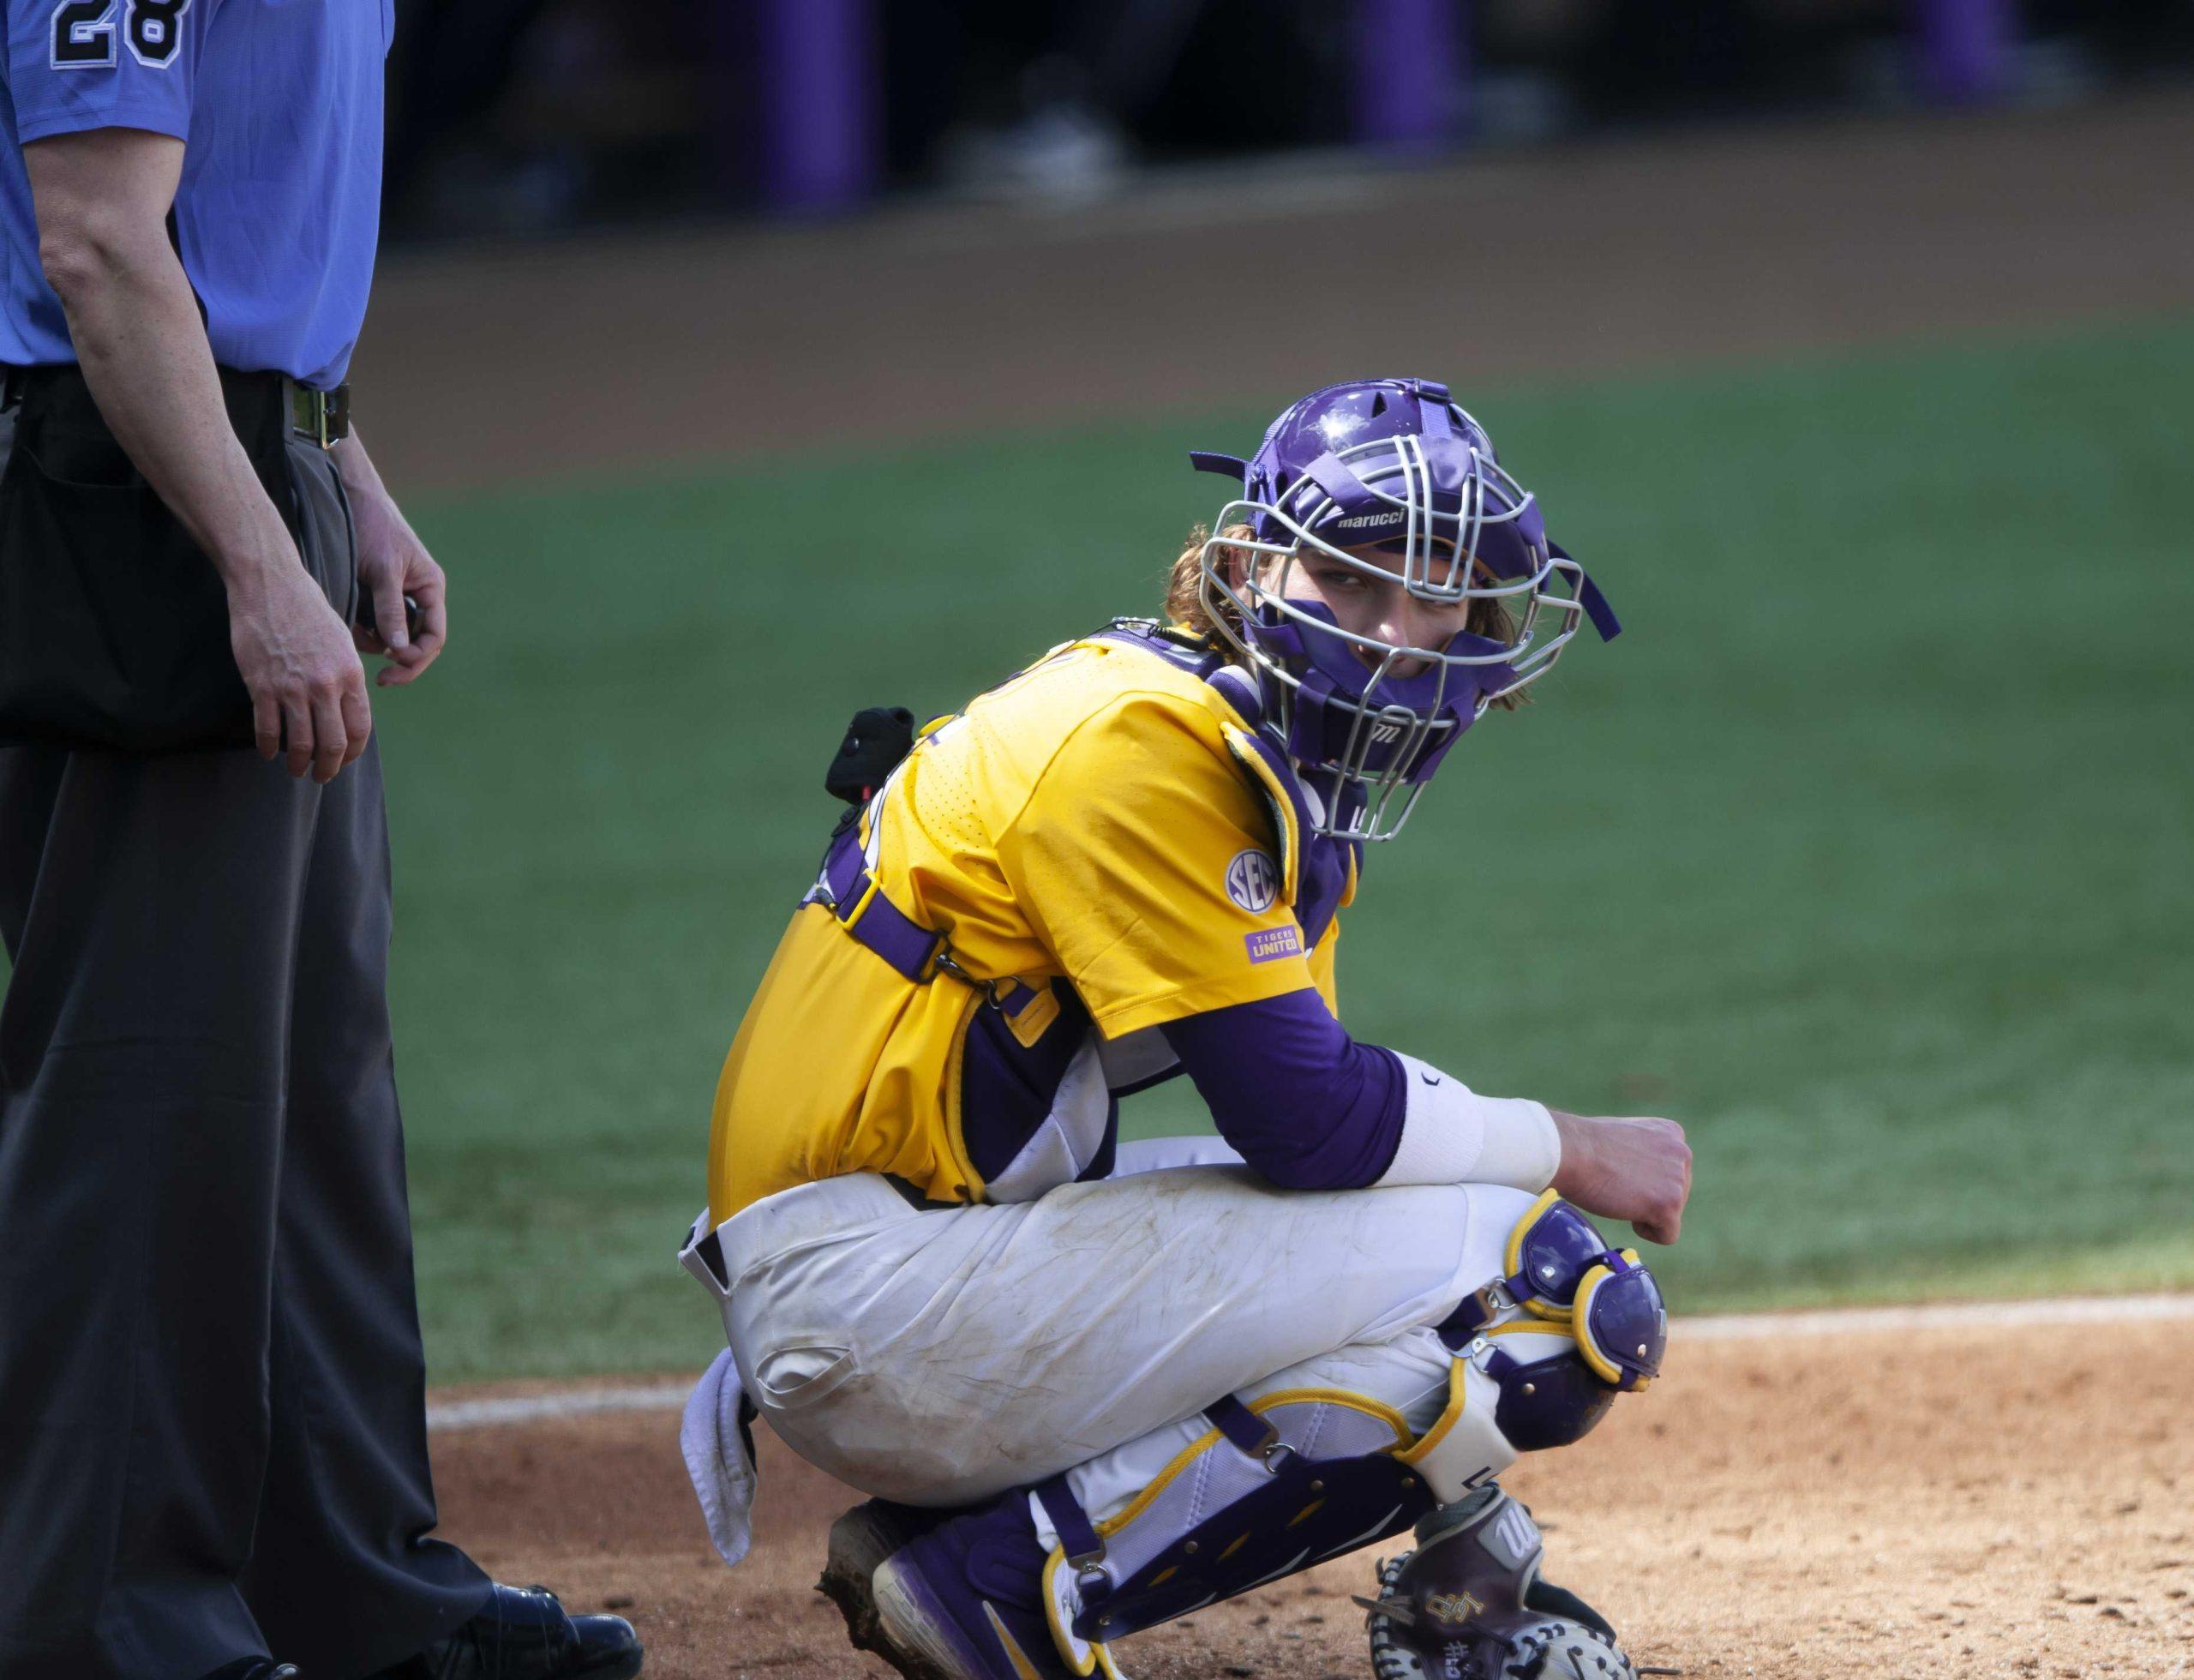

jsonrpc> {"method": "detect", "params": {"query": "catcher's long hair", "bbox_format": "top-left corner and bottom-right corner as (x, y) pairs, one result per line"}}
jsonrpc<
(1163, 524), (1526, 711)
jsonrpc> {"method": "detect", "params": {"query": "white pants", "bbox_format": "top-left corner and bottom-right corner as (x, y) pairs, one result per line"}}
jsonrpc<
(713, 1138), (1536, 1520)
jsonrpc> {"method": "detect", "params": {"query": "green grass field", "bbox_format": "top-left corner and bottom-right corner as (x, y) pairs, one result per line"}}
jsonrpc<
(343, 318), (2194, 1377)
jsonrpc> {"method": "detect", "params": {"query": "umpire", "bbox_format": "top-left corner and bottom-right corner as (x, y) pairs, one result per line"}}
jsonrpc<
(0, 6), (642, 1680)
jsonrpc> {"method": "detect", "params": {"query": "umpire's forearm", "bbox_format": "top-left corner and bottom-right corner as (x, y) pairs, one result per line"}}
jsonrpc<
(31, 151), (295, 594)
(45, 235), (296, 590)
(328, 425), (387, 501)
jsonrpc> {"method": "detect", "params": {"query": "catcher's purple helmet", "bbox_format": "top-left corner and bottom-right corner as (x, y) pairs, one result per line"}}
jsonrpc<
(1191, 378), (1619, 842)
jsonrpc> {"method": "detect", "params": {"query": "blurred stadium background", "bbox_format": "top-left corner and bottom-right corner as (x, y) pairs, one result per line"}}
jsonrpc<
(333, 1), (2194, 1380)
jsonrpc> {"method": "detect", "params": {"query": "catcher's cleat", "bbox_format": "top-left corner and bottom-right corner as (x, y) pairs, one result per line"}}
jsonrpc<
(824, 1494), (1125, 1679)
(820, 1498), (944, 1665)
(1357, 1486), (1636, 1680)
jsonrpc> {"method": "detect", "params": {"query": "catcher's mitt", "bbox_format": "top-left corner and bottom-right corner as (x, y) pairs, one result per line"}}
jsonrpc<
(1362, 1550), (1636, 1680)
(1354, 1486), (1647, 1680)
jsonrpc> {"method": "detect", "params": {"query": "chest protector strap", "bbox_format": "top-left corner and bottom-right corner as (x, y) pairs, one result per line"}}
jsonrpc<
(810, 822), (943, 982)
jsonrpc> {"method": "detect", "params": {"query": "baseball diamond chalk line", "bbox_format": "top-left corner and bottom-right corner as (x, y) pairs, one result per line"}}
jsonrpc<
(423, 1293), (2194, 1432)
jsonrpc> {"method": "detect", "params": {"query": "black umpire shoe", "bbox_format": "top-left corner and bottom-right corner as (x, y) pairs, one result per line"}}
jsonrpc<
(198, 1665), (300, 1680)
(369, 1582), (643, 1680)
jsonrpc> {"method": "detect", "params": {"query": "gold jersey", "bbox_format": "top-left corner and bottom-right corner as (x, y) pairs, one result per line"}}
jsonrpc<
(705, 629), (1346, 1222)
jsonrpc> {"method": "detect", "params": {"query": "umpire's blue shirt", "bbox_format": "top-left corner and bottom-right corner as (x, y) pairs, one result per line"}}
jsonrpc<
(0, 0), (393, 387)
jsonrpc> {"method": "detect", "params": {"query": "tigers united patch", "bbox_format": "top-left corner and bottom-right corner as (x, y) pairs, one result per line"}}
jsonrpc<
(1244, 925), (1303, 965)
(1224, 848), (1280, 913)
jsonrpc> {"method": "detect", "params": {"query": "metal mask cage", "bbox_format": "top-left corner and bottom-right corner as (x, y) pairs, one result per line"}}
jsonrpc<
(1281, 429), (1536, 602)
(1194, 447), (1592, 843)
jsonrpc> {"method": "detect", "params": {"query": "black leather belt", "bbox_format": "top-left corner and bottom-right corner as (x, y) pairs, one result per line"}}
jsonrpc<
(0, 363), (349, 447)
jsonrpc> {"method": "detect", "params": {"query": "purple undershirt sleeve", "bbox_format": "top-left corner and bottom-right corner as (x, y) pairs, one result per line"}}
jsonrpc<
(1159, 987), (1406, 1191)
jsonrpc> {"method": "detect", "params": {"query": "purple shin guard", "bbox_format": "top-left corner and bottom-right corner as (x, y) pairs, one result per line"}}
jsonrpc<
(1040, 1395), (1438, 1649)
(1071, 1453), (1432, 1647)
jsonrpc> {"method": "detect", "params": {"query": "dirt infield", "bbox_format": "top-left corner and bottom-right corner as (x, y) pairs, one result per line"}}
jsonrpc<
(429, 1314), (2194, 1678)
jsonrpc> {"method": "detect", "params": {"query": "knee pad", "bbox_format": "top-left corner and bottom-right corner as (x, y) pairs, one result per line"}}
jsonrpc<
(1414, 1189), (1667, 1486)
(1448, 1186), (1668, 1377)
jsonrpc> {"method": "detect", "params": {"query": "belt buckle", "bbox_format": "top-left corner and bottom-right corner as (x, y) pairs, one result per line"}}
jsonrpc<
(291, 381), (345, 449)
(291, 383), (327, 448)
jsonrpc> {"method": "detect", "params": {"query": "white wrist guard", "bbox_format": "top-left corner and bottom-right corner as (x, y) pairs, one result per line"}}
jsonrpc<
(1376, 1053), (1561, 1192)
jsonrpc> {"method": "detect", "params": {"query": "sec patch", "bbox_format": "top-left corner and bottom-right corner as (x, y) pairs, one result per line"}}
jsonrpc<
(1224, 849), (1280, 913)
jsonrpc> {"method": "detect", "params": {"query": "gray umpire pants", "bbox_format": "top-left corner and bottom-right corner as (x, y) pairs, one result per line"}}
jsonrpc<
(0, 411), (489, 1678)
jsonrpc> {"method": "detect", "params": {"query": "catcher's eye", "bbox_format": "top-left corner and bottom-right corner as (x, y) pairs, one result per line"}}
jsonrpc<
(1310, 564), (1373, 594)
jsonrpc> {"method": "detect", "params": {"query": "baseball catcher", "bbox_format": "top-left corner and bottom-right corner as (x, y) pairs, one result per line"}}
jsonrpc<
(680, 378), (1690, 1678)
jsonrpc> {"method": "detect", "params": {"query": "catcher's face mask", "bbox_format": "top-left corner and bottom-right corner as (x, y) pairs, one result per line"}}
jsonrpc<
(1190, 377), (1621, 843)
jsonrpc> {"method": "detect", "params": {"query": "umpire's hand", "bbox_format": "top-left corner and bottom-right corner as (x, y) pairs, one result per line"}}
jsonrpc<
(230, 559), (374, 783)
(231, 433), (442, 783)
(333, 429), (448, 690)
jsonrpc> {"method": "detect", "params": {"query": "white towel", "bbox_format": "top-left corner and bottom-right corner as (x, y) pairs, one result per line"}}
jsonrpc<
(680, 1347), (758, 1568)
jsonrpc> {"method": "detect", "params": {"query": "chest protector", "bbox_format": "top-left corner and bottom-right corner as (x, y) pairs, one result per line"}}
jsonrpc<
(800, 623), (1357, 1204)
